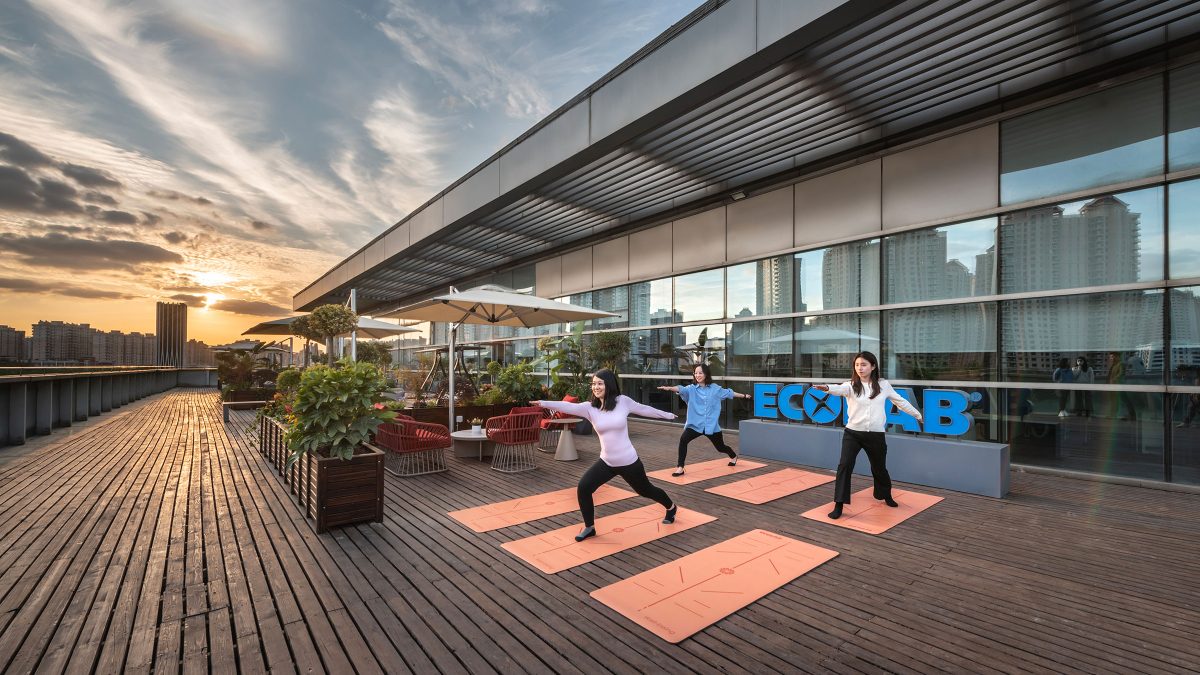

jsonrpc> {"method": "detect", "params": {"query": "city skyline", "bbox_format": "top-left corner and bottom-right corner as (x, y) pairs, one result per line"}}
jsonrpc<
(0, 1), (699, 344)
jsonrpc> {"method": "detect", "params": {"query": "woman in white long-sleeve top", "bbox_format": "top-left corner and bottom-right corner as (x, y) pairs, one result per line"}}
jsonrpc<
(812, 351), (923, 519)
(533, 369), (679, 542)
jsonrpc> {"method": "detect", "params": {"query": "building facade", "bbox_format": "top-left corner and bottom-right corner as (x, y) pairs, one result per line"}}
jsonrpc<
(0, 325), (25, 362)
(155, 302), (187, 368)
(297, 1), (1200, 486)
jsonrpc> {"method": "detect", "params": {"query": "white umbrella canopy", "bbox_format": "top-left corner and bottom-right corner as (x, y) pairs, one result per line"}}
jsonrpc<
(377, 284), (618, 430)
(241, 315), (419, 339)
(377, 285), (616, 327)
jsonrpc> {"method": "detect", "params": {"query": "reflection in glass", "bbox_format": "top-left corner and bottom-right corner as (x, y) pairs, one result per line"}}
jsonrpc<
(796, 312), (880, 380)
(592, 285), (630, 329)
(1001, 76), (1163, 204)
(1005, 389), (1164, 480)
(674, 323), (725, 375)
(884, 303), (996, 380)
(794, 239), (879, 311)
(1002, 290), (1163, 383)
(727, 318), (792, 377)
(726, 256), (793, 318)
(1169, 180), (1200, 279)
(1169, 63), (1200, 172)
(674, 269), (724, 322)
(628, 278), (673, 326)
(623, 328), (677, 374)
(1169, 286), (1200, 378)
(884, 218), (996, 302)
(1000, 187), (1164, 293)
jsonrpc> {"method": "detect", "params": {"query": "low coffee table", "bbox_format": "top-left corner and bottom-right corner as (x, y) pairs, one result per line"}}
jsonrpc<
(451, 429), (491, 460)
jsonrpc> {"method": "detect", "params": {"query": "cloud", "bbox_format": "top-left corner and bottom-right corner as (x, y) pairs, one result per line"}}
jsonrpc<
(249, 219), (273, 231)
(0, 231), (184, 271)
(0, 276), (137, 299)
(141, 211), (162, 225)
(148, 189), (212, 205)
(168, 293), (206, 306)
(60, 162), (122, 188)
(162, 230), (188, 244)
(0, 166), (85, 214)
(83, 190), (118, 205)
(208, 298), (290, 316)
(98, 209), (138, 224)
(0, 132), (54, 168)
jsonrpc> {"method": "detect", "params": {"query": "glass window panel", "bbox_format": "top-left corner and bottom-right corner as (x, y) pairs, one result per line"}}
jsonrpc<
(726, 256), (793, 318)
(1170, 286), (1200, 378)
(1006, 389), (1164, 480)
(511, 264), (536, 294)
(675, 323), (725, 375)
(431, 322), (448, 346)
(884, 218), (997, 302)
(1169, 180), (1200, 279)
(624, 328), (677, 374)
(1001, 76), (1164, 204)
(727, 318), (793, 377)
(794, 240), (880, 311)
(1001, 290), (1163, 383)
(1169, 63), (1200, 172)
(884, 303), (997, 380)
(591, 285), (630, 329)
(796, 312), (880, 380)
(1000, 186), (1164, 293)
(628, 278), (673, 326)
(673, 269), (724, 323)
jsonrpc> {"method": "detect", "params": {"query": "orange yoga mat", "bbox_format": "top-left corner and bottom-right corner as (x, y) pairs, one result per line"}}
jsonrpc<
(591, 529), (837, 643)
(704, 468), (834, 504)
(647, 457), (767, 485)
(801, 487), (943, 534)
(449, 484), (636, 533)
(501, 504), (716, 574)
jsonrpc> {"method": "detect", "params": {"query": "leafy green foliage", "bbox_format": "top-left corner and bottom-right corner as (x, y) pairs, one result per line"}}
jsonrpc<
(355, 340), (394, 366)
(291, 304), (358, 365)
(534, 321), (588, 399)
(275, 368), (302, 393)
(587, 331), (631, 372)
(283, 359), (396, 465)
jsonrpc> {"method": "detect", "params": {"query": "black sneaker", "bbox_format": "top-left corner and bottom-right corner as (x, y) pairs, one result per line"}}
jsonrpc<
(727, 452), (738, 467)
(574, 526), (596, 542)
(884, 497), (898, 507)
(671, 468), (685, 477)
(828, 503), (843, 519)
(662, 504), (678, 524)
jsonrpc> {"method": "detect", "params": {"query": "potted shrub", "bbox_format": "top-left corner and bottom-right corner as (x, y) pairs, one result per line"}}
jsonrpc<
(469, 417), (483, 434)
(265, 359), (396, 533)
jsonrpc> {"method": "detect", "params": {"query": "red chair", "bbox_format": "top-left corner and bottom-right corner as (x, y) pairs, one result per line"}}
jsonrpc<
(485, 409), (542, 473)
(374, 414), (450, 476)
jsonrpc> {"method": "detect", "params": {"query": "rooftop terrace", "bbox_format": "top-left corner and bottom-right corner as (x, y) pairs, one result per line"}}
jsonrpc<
(0, 389), (1196, 673)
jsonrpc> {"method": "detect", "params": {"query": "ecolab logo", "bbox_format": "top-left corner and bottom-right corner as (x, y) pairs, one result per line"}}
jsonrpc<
(752, 383), (977, 436)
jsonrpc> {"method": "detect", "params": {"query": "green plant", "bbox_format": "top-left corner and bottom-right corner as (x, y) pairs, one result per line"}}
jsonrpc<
(283, 359), (396, 465)
(216, 343), (273, 396)
(587, 331), (631, 372)
(291, 304), (358, 365)
(534, 321), (588, 398)
(355, 340), (394, 366)
(482, 361), (545, 404)
(469, 417), (482, 426)
(275, 368), (302, 393)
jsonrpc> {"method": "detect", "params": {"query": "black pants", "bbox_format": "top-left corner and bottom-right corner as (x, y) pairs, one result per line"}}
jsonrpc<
(833, 429), (892, 504)
(578, 458), (672, 527)
(676, 427), (736, 466)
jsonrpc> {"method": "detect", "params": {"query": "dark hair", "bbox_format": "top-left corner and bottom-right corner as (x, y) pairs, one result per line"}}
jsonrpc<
(693, 363), (713, 385)
(590, 368), (621, 411)
(850, 351), (882, 399)
(1075, 356), (1090, 372)
(1057, 357), (1070, 369)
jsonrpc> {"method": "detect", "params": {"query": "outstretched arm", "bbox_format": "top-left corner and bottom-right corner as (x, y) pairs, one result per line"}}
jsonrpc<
(532, 399), (591, 417)
(812, 383), (852, 397)
(623, 397), (677, 420)
(882, 383), (923, 422)
(656, 385), (681, 393)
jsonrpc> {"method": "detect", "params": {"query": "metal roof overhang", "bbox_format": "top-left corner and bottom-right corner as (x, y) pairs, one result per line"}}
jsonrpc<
(295, 0), (1200, 315)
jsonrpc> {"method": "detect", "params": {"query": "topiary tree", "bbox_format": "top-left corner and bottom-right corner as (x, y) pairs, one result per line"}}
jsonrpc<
(355, 340), (394, 367)
(291, 304), (357, 365)
(587, 331), (631, 373)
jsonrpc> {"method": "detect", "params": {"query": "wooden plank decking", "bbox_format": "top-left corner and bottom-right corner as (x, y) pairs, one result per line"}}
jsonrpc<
(0, 388), (1197, 673)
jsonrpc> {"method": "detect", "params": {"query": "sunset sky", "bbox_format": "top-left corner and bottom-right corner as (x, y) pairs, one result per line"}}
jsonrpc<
(0, 0), (697, 344)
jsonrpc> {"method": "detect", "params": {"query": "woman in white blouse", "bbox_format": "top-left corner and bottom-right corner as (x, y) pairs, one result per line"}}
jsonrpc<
(813, 351), (923, 519)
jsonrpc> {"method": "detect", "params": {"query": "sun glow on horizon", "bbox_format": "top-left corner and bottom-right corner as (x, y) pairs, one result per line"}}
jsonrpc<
(202, 292), (226, 311)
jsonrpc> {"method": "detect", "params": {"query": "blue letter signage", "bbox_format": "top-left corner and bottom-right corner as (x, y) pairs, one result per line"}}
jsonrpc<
(751, 383), (975, 436)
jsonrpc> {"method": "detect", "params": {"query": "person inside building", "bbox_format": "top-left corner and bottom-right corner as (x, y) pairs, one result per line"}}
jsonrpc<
(533, 368), (679, 541)
(812, 351), (924, 520)
(657, 363), (751, 476)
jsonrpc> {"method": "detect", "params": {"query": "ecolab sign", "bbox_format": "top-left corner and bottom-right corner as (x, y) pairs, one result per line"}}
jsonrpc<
(752, 383), (977, 436)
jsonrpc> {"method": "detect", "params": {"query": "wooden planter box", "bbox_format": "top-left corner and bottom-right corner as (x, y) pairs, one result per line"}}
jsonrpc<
(225, 387), (276, 402)
(258, 417), (385, 533)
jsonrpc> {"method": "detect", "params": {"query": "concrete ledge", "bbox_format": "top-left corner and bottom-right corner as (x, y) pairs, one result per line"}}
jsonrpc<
(739, 419), (1009, 498)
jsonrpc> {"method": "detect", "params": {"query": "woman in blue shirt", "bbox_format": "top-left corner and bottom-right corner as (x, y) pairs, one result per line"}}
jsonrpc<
(657, 364), (751, 476)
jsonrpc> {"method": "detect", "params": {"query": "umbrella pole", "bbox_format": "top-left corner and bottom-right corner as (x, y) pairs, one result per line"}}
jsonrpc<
(448, 322), (458, 431)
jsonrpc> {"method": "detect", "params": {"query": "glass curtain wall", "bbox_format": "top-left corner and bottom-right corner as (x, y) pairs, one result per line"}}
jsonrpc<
(414, 67), (1200, 486)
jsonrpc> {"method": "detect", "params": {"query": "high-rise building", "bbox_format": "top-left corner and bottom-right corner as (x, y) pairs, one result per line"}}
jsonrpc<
(31, 321), (93, 362)
(155, 302), (187, 367)
(0, 325), (26, 362)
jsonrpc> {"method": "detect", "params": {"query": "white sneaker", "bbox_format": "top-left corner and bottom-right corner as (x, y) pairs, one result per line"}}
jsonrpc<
(1058, 410), (1068, 417)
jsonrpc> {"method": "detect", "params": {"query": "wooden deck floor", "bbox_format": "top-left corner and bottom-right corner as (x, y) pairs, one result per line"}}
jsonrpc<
(0, 389), (1197, 674)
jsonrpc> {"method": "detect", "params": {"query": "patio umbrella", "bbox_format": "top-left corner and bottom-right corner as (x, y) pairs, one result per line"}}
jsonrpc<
(241, 315), (419, 339)
(377, 284), (617, 430)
